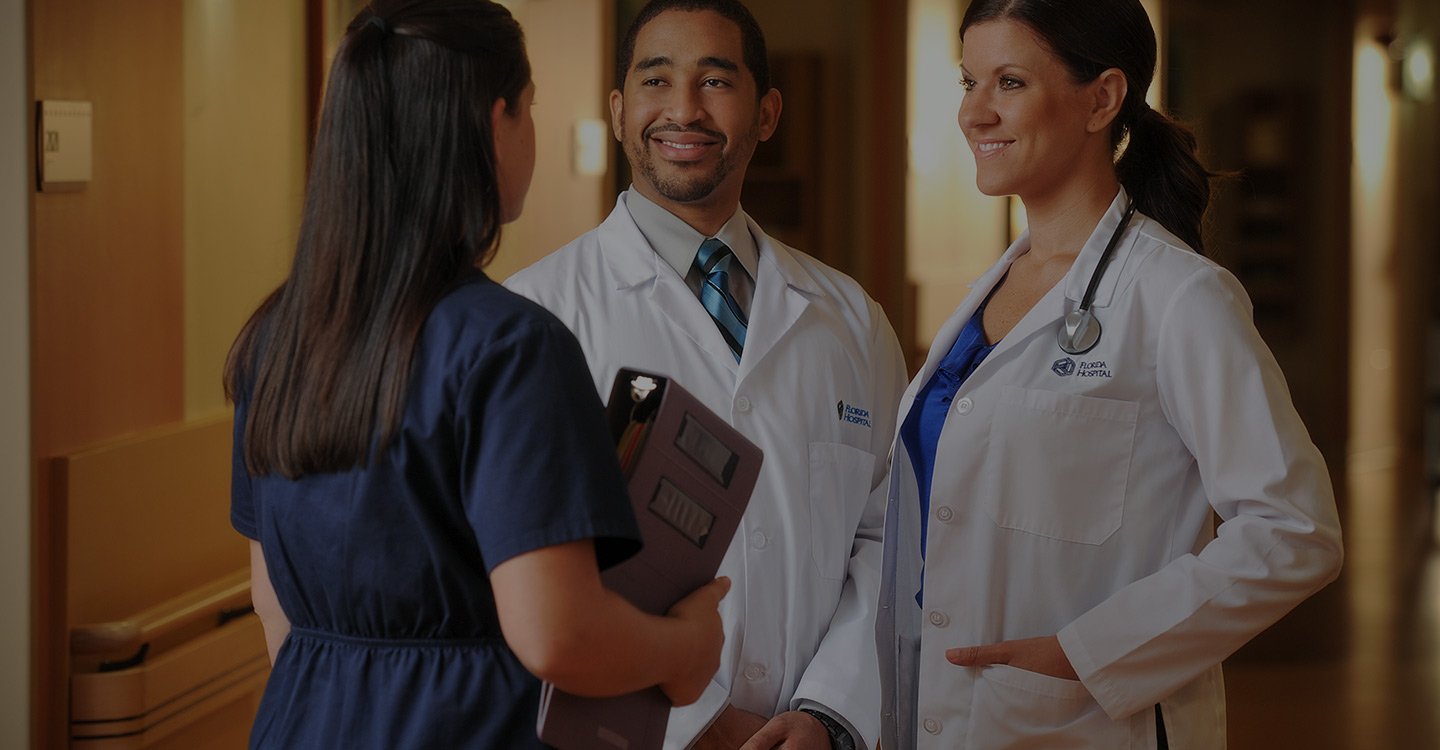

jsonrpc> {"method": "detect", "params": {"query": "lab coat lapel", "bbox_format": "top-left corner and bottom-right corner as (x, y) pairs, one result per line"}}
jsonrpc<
(912, 236), (1030, 391)
(1061, 188), (1139, 310)
(738, 219), (820, 376)
(596, 199), (742, 373)
(891, 235), (1027, 436)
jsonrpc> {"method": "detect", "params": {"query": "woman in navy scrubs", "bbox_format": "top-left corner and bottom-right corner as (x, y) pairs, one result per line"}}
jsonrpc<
(224, 2), (727, 747)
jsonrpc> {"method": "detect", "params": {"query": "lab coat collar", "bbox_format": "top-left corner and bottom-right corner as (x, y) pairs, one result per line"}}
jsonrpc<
(1060, 187), (1140, 309)
(596, 192), (673, 291)
(908, 235), (1027, 397)
(593, 192), (826, 374)
(736, 213), (826, 374)
(746, 212), (826, 298)
(597, 192), (801, 294)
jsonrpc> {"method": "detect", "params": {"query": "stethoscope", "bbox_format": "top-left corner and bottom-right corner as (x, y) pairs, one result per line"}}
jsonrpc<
(1056, 199), (1137, 356)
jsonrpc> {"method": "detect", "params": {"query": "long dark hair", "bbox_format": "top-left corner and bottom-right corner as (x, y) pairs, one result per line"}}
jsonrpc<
(960, 0), (1221, 254)
(223, 0), (530, 478)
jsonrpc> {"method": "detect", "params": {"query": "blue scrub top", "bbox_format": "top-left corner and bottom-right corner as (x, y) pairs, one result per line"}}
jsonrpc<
(231, 273), (641, 749)
(900, 303), (999, 605)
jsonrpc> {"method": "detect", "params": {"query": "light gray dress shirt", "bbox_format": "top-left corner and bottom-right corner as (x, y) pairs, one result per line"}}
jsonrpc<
(624, 187), (757, 317)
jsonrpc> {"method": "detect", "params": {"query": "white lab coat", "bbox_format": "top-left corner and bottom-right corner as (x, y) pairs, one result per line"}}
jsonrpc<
(506, 193), (907, 750)
(876, 189), (1343, 750)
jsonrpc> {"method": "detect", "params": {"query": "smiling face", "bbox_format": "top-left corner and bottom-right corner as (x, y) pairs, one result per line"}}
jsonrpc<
(958, 20), (1115, 207)
(610, 9), (780, 218)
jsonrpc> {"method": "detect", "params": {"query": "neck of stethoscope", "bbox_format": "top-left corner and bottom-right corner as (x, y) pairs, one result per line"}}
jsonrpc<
(1078, 199), (1138, 313)
(1055, 198), (1138, 356)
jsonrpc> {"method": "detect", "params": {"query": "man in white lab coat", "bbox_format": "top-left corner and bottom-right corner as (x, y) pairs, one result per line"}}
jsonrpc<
(504, 1), (906, 748)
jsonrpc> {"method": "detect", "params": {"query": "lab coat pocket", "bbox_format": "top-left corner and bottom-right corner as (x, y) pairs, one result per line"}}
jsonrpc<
(985, 386), (1138, 545)
(808, 442), (876, 580)
(968, 664), (1129, 749)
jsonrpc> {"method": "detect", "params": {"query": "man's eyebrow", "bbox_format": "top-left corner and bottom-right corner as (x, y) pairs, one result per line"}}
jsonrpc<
(633, 55), (740, 73)
(698, 56), (739, 72)
(635, 55), (673, 71)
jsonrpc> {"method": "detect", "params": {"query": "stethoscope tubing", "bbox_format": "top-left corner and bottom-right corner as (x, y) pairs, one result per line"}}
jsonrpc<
(1057, 199), (1138, 355)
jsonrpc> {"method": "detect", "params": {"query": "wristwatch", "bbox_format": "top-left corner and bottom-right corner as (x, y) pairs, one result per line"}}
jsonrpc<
(798, 708), (856, 750)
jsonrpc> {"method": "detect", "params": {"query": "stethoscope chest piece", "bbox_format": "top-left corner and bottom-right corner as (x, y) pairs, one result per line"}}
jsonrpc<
(1058, 308), (1101, 355)
(1053, 198), (1137, 357)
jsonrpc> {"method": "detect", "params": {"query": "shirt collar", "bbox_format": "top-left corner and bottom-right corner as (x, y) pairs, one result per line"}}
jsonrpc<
(624, 187), (758, 280)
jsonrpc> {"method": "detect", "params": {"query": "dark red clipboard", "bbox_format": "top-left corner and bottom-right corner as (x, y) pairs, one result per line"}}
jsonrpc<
(537, 368), (762, 750)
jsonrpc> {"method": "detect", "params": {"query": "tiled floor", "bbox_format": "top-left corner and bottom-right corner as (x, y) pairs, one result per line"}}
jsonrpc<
(1225, 456), (1440, 749)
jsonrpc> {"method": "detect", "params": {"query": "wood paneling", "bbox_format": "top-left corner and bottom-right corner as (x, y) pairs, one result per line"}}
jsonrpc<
(31, 2), (186, 745)
(61, 417), (242, 627)
(31, 0), (185, 459)
(860, 0), (909, 351)
(40, 418), (249, 749)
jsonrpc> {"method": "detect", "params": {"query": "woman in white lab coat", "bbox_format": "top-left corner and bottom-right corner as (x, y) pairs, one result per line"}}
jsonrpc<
(875, 1), (1343, 748)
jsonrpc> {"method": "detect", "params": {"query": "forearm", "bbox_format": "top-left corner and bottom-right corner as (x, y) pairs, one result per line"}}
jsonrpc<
(1061, 515), (1341, 718)
(492, 539), (722, 700)
(534, 585), (702, 696)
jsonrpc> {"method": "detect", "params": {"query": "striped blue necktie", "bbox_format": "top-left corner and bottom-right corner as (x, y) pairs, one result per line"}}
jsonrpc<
(695, 238), (748, 362)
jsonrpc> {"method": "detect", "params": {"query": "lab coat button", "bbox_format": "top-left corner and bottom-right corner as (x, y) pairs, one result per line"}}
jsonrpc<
(751, 530), (768, 549)
(735, 396), (752, 413)
(743, 664), (766, 681)
(927, 610), (949, 628)
(935, 506), (954, 523)
(955, 397), (973, 415)
(923, 717), (942, 735)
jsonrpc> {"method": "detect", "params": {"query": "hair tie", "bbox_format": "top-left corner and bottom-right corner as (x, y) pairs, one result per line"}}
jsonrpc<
(367, 15), (388, 33)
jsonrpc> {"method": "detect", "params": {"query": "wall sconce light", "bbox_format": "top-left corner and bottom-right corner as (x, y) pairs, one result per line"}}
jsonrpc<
(573, 118), (608, 177)
(1384, 33), (1436, 102)
(1402, 38), (1435, 102)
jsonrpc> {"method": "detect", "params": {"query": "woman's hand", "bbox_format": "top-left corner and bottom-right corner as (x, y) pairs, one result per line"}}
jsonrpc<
(946, 635), (1079, 681)
(659, 576), (731, 706)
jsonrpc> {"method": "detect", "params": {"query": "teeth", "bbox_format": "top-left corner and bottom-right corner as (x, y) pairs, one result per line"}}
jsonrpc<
(978, 142), (1007, 152)
(659, 140), (705, 150)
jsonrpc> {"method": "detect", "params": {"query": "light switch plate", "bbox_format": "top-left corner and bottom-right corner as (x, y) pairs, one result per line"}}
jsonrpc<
(37, 100), (92, 190)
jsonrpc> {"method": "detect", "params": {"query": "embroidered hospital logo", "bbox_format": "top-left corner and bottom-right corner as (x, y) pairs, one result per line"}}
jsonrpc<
(837, 400), (872, 428)
(1077, 360), (1113, 378)
(1052, 357), (1076, 377)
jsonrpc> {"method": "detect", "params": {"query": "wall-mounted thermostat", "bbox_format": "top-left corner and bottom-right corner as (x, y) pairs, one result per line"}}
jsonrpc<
(37, 100), (92, 190)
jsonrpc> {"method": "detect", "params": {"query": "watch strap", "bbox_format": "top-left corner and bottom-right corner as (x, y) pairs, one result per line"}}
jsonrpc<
(798, 708), (856, 750)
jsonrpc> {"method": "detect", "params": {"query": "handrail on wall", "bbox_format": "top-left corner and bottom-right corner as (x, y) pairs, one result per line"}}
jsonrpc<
(70, 568), (252, 657)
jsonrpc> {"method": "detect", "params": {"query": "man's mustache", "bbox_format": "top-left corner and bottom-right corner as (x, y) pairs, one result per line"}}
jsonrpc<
(643, 124), (728, 145)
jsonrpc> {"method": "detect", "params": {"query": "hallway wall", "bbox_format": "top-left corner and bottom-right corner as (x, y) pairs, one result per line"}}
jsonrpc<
(487, 0), (614, 281)
(182, 0), (307, 417)
(1, 0), (31, 745)
(31, 0), (185, 460)
(1392, 0), (1440, 561)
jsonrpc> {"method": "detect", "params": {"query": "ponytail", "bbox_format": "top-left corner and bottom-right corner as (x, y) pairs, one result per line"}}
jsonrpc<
(1115, 106), (1225, 256)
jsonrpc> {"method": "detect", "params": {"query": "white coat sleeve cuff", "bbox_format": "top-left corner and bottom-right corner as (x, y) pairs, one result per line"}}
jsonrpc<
(1056, 623), (1125, 719)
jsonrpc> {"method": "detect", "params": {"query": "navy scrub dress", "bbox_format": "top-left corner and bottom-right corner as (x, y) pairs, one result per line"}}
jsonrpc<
(231, 273), (641, 749)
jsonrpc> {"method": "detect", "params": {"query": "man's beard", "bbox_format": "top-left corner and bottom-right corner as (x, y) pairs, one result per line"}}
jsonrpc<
(623, 117), (755, 203)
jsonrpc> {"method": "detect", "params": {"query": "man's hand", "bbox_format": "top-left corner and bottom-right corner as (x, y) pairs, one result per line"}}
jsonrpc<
(692, 705), (769, 750)
(736, 710), (831, 750)
(945, 635), (1080, 681)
